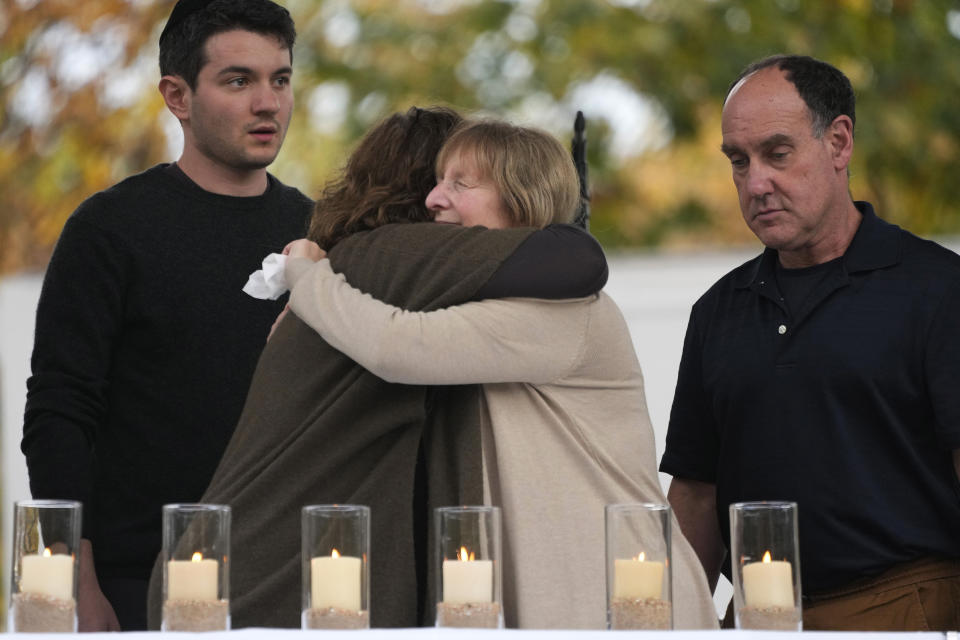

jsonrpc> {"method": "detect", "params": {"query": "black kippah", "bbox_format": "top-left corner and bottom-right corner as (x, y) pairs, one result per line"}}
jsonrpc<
(159, 0), (214, 44)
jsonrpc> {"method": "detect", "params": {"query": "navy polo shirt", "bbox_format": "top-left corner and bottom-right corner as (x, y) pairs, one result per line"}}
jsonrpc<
(660, 202), (960, 594)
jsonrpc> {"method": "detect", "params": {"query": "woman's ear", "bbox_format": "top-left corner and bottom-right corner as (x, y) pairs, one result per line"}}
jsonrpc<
(158, 75), (190, 121)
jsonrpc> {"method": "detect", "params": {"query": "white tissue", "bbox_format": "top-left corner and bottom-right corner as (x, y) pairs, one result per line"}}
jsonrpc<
(243, 253), (288, 300)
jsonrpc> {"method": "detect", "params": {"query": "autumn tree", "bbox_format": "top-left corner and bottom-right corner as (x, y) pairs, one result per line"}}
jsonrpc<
(2, 0), (959, 274)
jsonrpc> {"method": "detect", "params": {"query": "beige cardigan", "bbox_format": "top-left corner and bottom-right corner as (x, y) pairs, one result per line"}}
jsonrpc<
(288, 258), (718, 630)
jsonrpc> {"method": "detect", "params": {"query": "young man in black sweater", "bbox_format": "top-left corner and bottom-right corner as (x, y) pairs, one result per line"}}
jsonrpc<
(21, 0), (311, 630)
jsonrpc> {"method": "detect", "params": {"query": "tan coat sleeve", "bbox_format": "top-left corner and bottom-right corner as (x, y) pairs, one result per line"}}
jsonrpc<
(288, 259), (591, 385)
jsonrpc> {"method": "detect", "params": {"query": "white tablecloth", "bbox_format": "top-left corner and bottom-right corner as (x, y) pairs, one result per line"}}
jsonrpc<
(5, 630), (954, 639)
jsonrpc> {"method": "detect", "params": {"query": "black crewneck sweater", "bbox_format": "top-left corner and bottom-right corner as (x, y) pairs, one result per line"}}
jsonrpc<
(22, 164), (311, 579)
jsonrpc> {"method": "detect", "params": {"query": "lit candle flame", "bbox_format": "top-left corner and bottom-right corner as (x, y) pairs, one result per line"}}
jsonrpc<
(42, 547), (52, 557)
(636, 552), (646, 562)
(331, 548), (341, 558)
(191, 552), (203, 562)
(762, 550), (772, 563)
(457, 546), (475, 562)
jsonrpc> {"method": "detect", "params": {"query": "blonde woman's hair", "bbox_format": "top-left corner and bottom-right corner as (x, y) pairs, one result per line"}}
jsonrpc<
(435, 120), (580, 228)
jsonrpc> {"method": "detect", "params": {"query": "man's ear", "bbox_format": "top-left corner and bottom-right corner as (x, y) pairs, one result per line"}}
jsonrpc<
(159, 75), (190, 121)
(827, 114), (854, 173)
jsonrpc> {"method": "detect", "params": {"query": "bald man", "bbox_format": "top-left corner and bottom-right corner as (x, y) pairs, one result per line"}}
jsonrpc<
(660, 55), (960, 631)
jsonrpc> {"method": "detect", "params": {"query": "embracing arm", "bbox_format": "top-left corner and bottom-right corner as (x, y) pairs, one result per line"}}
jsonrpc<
(476, 224), (608, 299)
(286, 257), (587, 385)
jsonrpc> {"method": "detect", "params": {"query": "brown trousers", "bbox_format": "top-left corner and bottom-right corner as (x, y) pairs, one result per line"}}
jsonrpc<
(802, 557), (960, 631)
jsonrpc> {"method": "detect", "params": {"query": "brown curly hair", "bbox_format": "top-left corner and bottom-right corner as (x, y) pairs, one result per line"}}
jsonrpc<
(307, 106), (463, 249)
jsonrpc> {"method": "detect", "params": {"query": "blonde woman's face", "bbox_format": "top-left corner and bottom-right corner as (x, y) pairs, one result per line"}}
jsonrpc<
(426, 153), (511, 228)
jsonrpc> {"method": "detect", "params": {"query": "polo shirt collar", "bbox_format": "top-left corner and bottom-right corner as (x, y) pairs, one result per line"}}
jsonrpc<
(735, 201), (901, 289)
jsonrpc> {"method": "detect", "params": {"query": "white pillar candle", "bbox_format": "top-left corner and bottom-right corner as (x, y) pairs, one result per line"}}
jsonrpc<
(20, 550), (74, 601)
(311, 550), (362, 611)
(442, 547), (492, 604)
(742, 551), (793, 608)
(613, 553), (664, 600)
(167, 552), (219, 601)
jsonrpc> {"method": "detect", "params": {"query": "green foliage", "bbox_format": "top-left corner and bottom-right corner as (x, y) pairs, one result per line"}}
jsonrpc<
(2, 0), (959, 272)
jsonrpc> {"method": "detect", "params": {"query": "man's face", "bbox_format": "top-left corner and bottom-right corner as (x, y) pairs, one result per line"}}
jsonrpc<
(186, 29), (293, 172)
(721, 67), (845, 259)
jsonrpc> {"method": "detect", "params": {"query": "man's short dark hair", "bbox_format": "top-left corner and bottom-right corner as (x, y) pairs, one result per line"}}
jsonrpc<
(726, 55), (856, 138)
(159, 0), (296, 90)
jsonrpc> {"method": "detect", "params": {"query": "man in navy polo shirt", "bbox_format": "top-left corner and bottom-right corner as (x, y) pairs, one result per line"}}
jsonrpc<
(660, 54), (960, 631)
